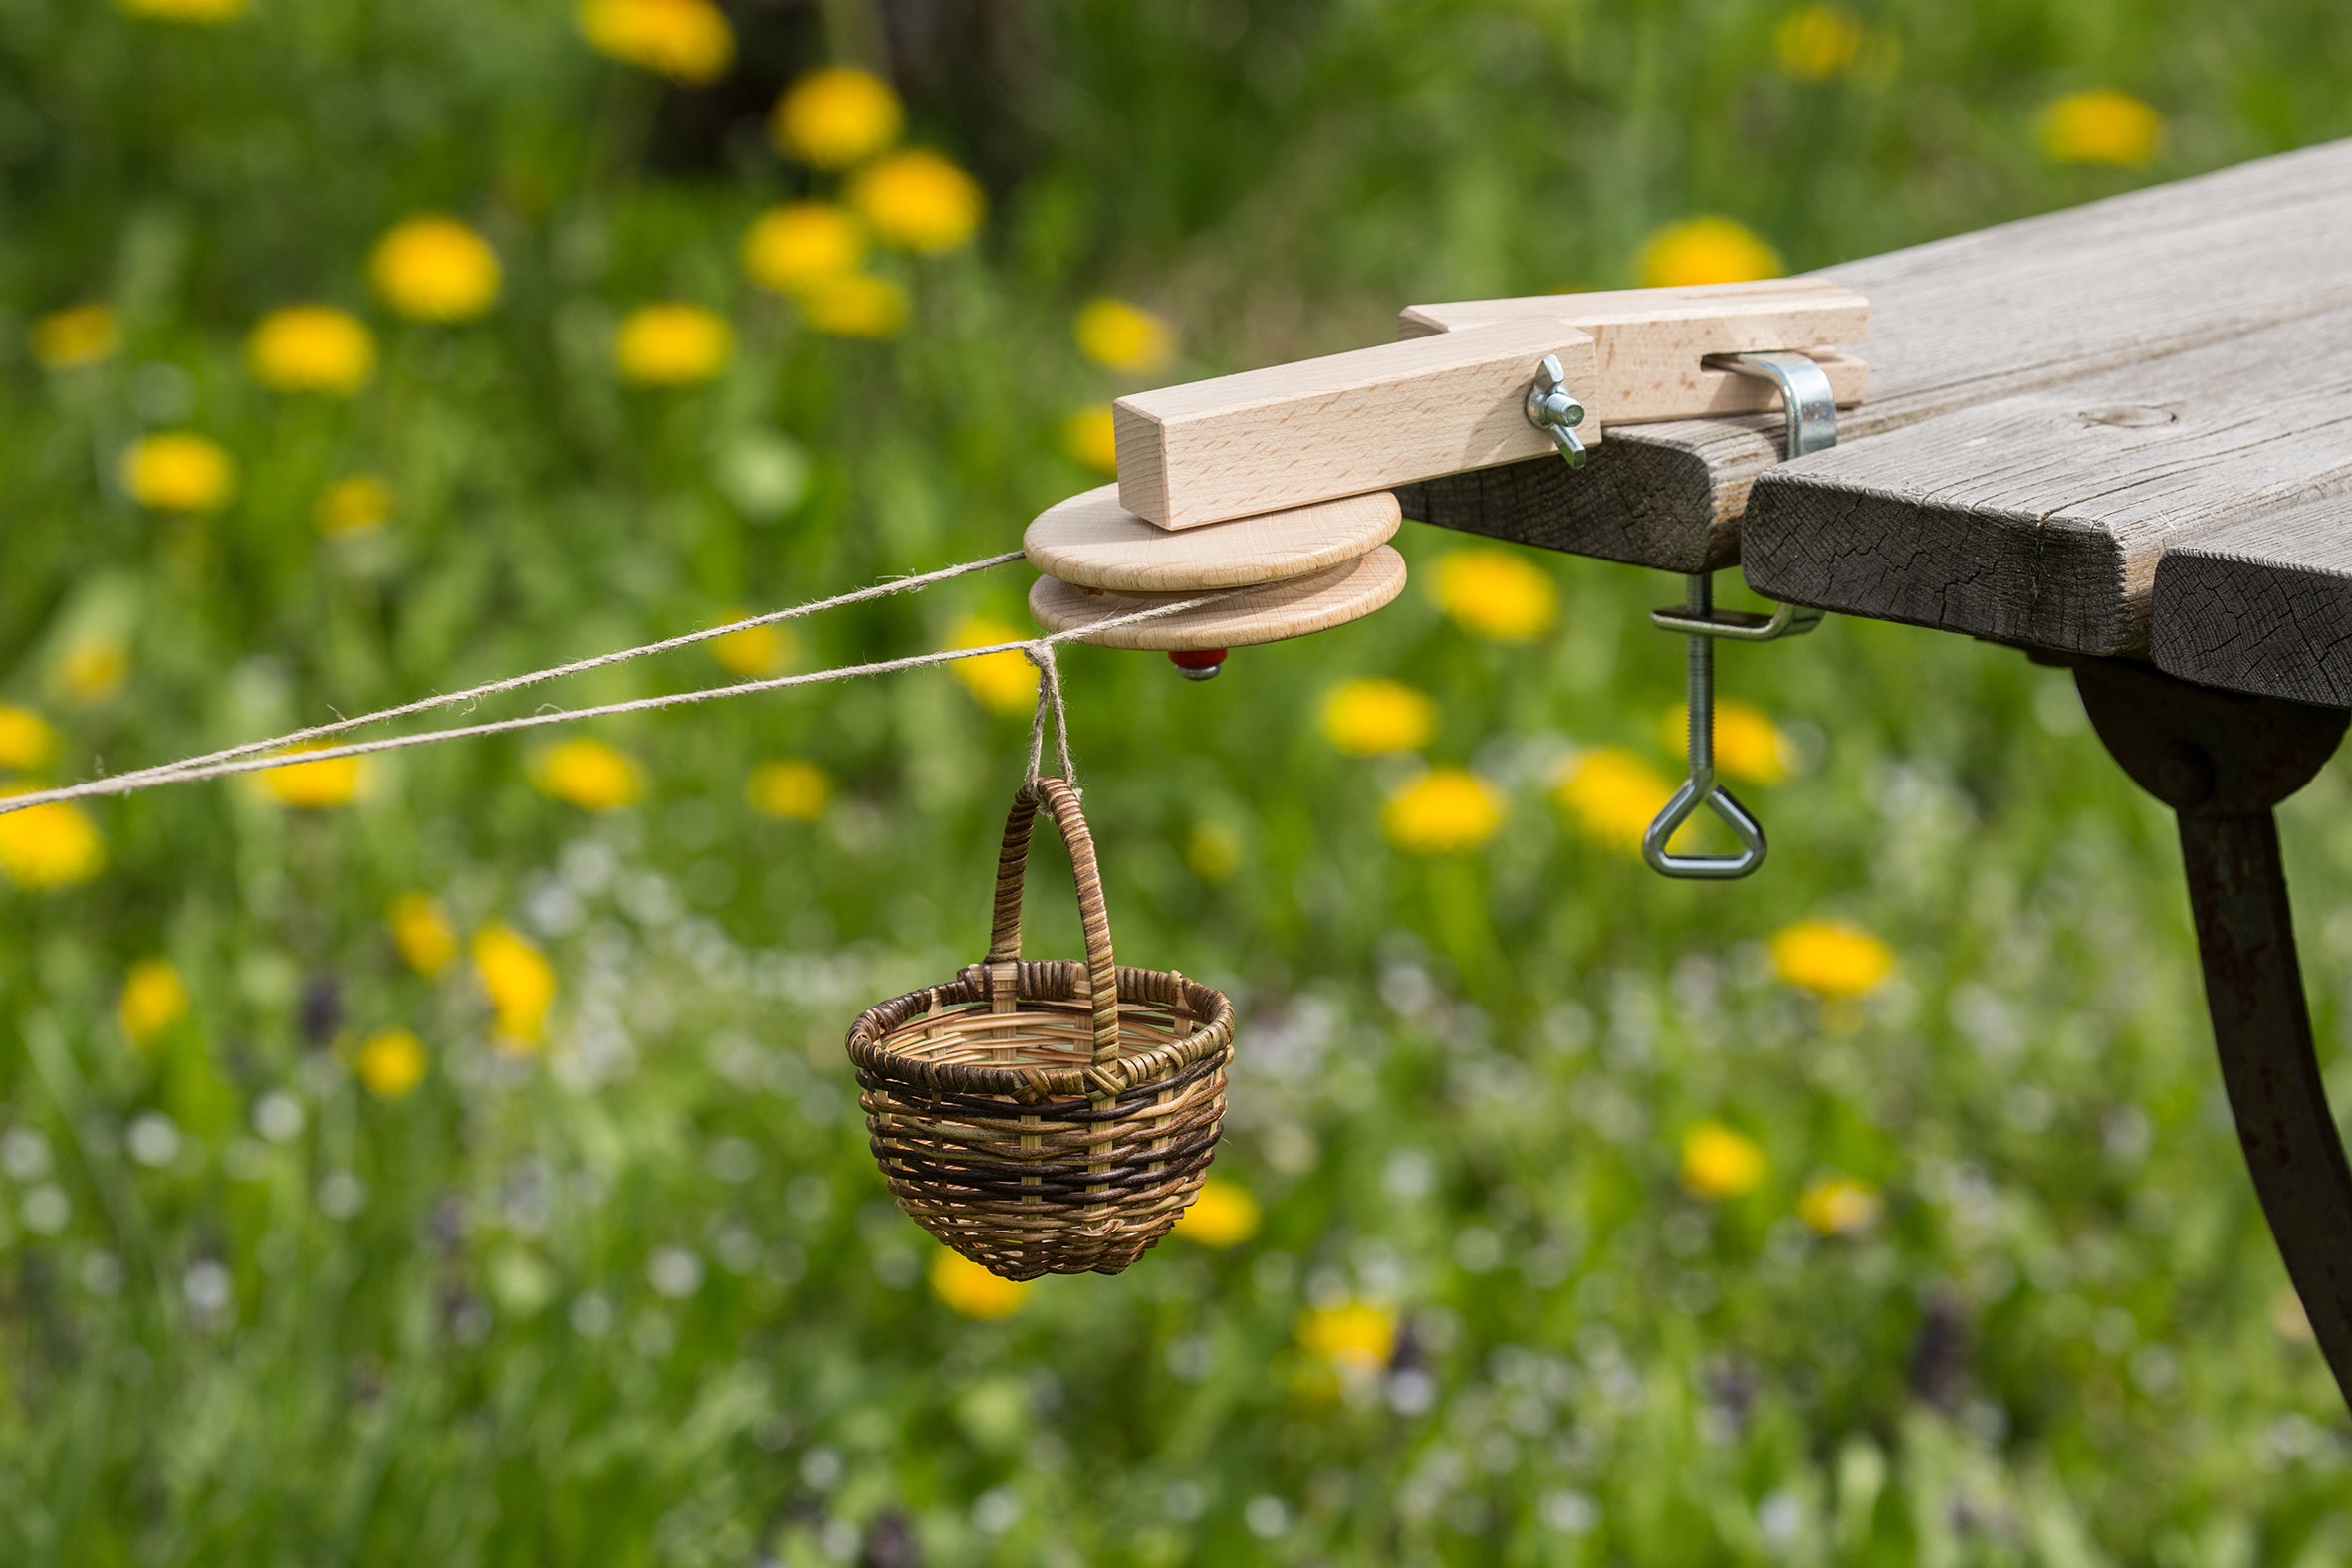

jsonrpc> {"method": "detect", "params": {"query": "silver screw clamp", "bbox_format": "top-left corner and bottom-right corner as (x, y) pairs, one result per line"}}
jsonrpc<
(1640, 350), (1837, 880)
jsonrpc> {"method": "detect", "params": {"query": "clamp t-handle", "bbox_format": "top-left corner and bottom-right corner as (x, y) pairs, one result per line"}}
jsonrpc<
(1640, 350), (1837, 880)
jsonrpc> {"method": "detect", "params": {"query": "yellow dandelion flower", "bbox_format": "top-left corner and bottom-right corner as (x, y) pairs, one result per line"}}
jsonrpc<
(31, 304), (120, 369)
(1174, 1177), (1261, 1247)
(0, 793), (105, 889)
(117, 0), (245, 22)
(118, 958), (188, 1047)
(0, 706), (58, 773)
(253, 745), (362, 809)
(2038, 89), (2163, 167)
(774, 67), (904, 169)
(741, 202), (866, 295)
(931, 1248), (1030, 1318)
(245, 306), (376, 395)
(1319, 678), (1435, 756)
(1296, 1301), (1397, 1375)
(1186, 821), (1242, 884)
(315, 474), (393, 535)
(747, 759), (830, 821)
(577, 0), (734, 84)
(799, 273), (909, 338)
(1074, 298), (1176, 375)
(121, 432), (236, 512)
(370, 216), (501, 323)
(709, 612), (795, 677)
(1798, 1175), (1884, 1235)
(473, 923), (556, 1048)
(1769, 918), (1893, 999)
(1432, 549), (1556, 642)
(948, 616), (1039, 716)
(1682, 1121), (1766, 1199)
(613, 303), (732, 385)
(1060, 406), (1118, 473)
(850, 149), (985, 254)
(531, 737), (645, 811)
(387, 892), (458, 976)
(1553, 748), (1675, 854)
(1774, 3), (1865, 81)
(1637, 217), (1783, 288)
(57, 635), (129, 706)
(356, 1027), (429, 1098)
(1382, 768), (1503, 856)
(1660, 698), (1794, 786)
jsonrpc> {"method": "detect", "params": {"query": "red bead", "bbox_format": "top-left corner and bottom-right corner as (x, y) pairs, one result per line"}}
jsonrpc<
(1168, 648), (1228, 681)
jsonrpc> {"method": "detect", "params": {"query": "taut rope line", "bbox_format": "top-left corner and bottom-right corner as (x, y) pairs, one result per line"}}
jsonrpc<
(0, 556), (1223, 817)
(3, 550), (1022, 807)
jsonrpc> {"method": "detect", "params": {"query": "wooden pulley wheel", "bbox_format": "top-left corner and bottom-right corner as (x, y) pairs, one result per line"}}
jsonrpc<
(1028, 547), (1406, 651)
(1024, 485), (1400, 592)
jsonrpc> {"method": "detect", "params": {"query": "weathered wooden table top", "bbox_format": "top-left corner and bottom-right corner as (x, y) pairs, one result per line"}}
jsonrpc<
(1402, 137), (2352, 705)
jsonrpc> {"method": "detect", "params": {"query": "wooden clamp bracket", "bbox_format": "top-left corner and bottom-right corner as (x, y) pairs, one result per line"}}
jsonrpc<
(1397, 277), (1867, 426)
(1109, 278), (1867, 532)
(1029, 280), (1868, 660)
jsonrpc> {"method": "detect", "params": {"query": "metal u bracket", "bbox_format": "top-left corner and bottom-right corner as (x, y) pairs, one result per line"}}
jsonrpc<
(1641, 351), (1837, 880)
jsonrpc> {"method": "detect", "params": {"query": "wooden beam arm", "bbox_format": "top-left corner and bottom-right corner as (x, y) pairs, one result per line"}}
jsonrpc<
(1107, 283), (1868, 533)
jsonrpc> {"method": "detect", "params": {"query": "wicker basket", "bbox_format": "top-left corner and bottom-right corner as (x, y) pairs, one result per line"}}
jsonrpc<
(846, 778), (1236, 1280)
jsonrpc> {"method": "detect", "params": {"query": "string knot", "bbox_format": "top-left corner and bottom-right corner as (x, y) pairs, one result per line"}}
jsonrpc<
(1023, 642), (1077, 785)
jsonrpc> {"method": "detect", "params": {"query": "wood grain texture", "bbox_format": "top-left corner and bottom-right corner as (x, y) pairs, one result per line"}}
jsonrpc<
(1112, 320), (1598, 530)
(1396, 414), (1781, 574)
(1820, 139), (2352, 444)
(1423, 138), (2352, 575)
(1399, 280), (1869, 422)
(2151, 501), (2352, 704)
(1742, 303), (2352, 655)
(1024, 484), (1399, 591)
(1028, 548), (1406, 650)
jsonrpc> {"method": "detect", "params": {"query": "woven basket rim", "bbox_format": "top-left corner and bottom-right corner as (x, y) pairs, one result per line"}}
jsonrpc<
(847, 960), (1234, 1100)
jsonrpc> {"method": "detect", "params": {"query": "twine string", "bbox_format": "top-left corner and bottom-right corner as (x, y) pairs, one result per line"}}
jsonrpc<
(0, 573), (1219, 815)
(1022, 643), (1076, 785)
(14, 549), (1026, 808)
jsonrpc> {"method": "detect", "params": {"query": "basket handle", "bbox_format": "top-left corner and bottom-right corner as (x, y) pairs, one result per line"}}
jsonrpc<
(985, 777), (1121, 1065)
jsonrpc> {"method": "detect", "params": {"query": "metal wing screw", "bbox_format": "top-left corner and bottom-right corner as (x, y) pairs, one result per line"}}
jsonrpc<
(1524, 353), (1588, 468)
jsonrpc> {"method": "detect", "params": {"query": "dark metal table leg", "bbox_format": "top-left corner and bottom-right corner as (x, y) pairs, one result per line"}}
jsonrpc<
(2072, 658), (2352, 1406)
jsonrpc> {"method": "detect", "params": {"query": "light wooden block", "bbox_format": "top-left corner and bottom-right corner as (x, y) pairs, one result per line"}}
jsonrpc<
(1025, 484), (1399, 592)
(1112, 319), (1600, 531)
(1398, 279), (1869, 423)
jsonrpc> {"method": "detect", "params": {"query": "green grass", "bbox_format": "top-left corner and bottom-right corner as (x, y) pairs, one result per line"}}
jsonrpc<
(6, 0), (2352, 1562)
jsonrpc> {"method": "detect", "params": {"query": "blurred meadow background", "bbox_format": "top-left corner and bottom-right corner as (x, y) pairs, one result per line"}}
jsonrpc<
(5, 0), (2352, 1562)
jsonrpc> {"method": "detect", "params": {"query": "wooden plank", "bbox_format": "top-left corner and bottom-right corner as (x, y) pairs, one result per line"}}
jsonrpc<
(1399, 279), (1868, 423)
(1028, 548), (1407, 650)
(1416, 138), (2352, 573)
(1112, 319), (1598, 530)
(1399, 414), (1777, 574)
(1024, 484), (1398, 591)
(1822, 140), (2352, 446)
(1741, 303), (2352, 655)
(2150, 502), (2352, 705)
